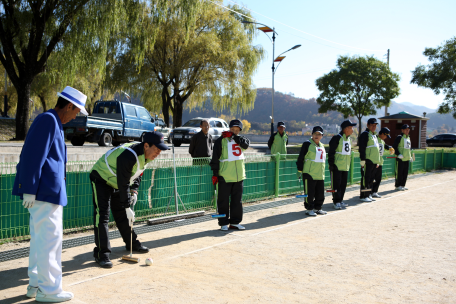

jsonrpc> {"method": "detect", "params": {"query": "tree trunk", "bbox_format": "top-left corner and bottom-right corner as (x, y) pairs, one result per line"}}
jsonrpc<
(38, 94), (47, 112)
(173, 96), (183, 127)
(15, 81), (33, 140)
(161, 87), (170, 126)
(356, 115), (363, 146)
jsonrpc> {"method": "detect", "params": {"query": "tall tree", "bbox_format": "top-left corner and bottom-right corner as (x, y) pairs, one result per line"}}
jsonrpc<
(0, 0), (170, 139)
(107, 0), (263, 127)
(316, 55), (400, 136)
(411, 37), (456, 118)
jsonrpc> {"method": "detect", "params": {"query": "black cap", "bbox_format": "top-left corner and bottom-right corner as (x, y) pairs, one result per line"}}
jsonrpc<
(142, 131), (170, 150)
(379, 127), (391, 138)
(277, 121), (286, 128)
(402, 124), (410, 129)
(367, 118), (378, 124)
(312, 126), (324, 134)
(340, 119), (357, 130)
(229, 119), (243, 131)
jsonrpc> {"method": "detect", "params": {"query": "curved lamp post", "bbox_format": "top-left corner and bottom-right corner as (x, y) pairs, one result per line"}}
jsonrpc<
(242, 20), (300, 134)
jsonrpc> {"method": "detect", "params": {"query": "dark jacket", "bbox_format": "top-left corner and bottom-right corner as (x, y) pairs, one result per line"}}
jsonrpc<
(328, 132), (344, 167)
(296, 141), (311, 172)
(393, 134), (403, 156)
(210, 135), (250, 176)
(189, 131), (213, 157)
(358, 128), (371, 161)
(267, 132), (288, 148)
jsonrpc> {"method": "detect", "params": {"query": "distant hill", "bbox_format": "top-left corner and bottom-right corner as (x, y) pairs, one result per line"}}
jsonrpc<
(426, 112), (456, 130)
(375, 101), (436, 118)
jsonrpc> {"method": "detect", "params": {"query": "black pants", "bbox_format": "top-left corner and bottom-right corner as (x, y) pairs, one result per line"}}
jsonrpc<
(360, 160), (376, 198)
(217, 177), (243, 226)
(90, 173), (140, 260)
(395, 160), (409, 187)
(372, 165), (383, 193)
(330, 168), (348, 204)
(302, 173), (325, 210)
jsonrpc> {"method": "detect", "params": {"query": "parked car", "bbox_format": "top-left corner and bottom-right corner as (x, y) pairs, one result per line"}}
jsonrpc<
(171, 117), (229, 147)
(426, 133), (456, 147)
(153, 117), (172, 143)
(63, 100), (156, 146)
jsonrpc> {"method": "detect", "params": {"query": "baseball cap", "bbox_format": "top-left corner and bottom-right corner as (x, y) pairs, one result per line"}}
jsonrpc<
(402, 124), (410, 129)
(340, 119), (357, 130)
(379, 127), (391, 138)
(367, 118), (378, 124)
(312, 126), (324, 134)
(229, 119), (243, 131)
(142, 131), (169, 150)
(277, 121), (286, 128)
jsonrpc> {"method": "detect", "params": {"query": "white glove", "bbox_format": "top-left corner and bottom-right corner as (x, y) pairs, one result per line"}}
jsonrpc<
(125, 208), (135, 227)
(22, 194), (36, 209)
(398, 154), (404, 159)
(360, 160), (365, 167)
(410, 157), (414, 163)
(130, 192), (138, 208)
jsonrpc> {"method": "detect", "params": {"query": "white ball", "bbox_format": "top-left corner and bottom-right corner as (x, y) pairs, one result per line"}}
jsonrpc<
(145, 258), (153, 266)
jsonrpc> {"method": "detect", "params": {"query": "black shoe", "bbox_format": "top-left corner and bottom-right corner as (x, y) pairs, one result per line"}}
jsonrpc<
(126, 244), (149, 253)
(95, 257), (113, 268)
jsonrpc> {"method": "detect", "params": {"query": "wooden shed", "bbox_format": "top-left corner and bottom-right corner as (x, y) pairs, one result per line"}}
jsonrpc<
(378, 111), (429, 149)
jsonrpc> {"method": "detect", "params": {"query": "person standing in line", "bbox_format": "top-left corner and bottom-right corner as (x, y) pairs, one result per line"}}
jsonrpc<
(189, 119), (213, 165)
(358, 118), (381, 202)
(372, 127), (395, 197)
(296, 126), (327, 216)
(268, 121), (288, 156)
(210, 119), (250, 231)
(328, 119), (357, 210)
(12, 86), (88, 302)
(393, 124), (413, 191)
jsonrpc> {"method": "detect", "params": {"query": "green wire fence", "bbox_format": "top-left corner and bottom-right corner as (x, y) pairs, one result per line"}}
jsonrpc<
(1, 149), (455, 241)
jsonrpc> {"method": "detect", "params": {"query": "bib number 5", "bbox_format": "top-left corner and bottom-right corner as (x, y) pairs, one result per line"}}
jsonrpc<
(232, 144), (242, 156)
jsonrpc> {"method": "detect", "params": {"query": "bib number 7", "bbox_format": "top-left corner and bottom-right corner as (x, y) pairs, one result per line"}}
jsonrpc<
(232, 143), (242, 156)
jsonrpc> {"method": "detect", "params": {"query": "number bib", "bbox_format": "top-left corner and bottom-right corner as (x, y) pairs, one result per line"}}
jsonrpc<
(314, 146), (326, 163)
(379, 143), (384, 156)
(341, 140), (351, 155)
(404, 138), (411, 149)
(226, 139), (245, 162)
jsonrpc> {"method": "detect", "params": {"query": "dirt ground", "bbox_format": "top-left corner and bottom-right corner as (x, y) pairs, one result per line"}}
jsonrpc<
(1, 171), (455, 304)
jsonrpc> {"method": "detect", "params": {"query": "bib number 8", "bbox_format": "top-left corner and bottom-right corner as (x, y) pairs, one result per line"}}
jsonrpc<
(344, 143), (350, 152)
(232, 144), (242, 156)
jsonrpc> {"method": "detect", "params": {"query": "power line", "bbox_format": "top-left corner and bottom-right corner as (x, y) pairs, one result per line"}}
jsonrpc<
(205, 0), (256, 21)
(225, 0), (384, 52)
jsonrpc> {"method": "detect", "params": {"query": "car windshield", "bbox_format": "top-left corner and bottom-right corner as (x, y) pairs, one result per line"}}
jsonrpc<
(183, 120), (201, 127)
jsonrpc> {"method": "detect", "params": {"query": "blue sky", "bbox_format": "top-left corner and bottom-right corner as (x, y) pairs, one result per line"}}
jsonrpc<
(218, 0), (455, 110)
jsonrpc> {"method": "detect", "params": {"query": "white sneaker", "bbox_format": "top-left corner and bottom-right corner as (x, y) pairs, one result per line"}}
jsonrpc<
(403, 187), (408, 190)
(341, 202), (348, 207)
(26, 285), (38, 298)
(35, 289), (74, 303)
(305, 210), (317, 216)
(395, 187), (403, 191)
(368, 195), (376, 201)
(334, 203), (342, 210)
(371, 193), (381, 198)
(360, 197), (372, 202)
(220, 225), (229, 231)
(229, 224), (245, 230)
(314, 209), (327, 215)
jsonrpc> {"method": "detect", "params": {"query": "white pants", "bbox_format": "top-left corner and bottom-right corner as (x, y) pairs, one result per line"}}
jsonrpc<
(28, 200), (63, 295)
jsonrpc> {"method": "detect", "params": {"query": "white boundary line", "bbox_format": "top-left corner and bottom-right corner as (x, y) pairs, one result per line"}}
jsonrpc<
(66, 177), (455, 286)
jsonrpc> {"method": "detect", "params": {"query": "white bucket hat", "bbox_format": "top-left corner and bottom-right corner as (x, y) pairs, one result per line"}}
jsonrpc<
(57, 86), (88, 116)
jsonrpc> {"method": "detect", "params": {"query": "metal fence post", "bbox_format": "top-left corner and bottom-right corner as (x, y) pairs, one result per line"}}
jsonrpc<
(433, 150), (436, 170)
(275, 152), (280, 197)
(424, 149), (428, 171)
(410, 150), (414, 173)
(350, 152), (355, 185)
(441, 149), (445, 168)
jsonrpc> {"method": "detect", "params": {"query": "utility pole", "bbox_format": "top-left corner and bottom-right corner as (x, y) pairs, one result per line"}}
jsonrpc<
(385, 49), (390, 117)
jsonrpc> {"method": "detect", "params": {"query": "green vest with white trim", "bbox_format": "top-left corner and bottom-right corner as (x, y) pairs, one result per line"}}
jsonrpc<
(271, 132), (288, 155)
(303, 139), (326, 180)
(219, 137), (246, 183)
(91, 142), (149, 189)
(378, 138), (386, 166)
(334, 134), (352, 171)
(398, 135), (412, 161)
(365, 131), (381, 164)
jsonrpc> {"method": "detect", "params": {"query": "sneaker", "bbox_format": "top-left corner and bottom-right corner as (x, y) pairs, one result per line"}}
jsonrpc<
(35, 289), (74, 303)
(26, 285), (38, 298)
(371, 193), (381, 198)
(314, 209), (327, 215)
(403, 187), (408, 190)
(360, 197), (372, 202)
(340, 202), (348, 207)
(95, 257), (113, 268)
(395, 187), (403, 191)
(229, 224), (245, 230)
(305, 210), (317, 216)
(368, 195), (376, 201)
(334, 203), (342, 210)
(220, 225), (229, 231)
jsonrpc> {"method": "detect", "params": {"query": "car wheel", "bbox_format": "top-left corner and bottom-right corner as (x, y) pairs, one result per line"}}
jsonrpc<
(167, 136), (172, 143)
(98, 132), (112, 146)
(71, 136), (85, 146)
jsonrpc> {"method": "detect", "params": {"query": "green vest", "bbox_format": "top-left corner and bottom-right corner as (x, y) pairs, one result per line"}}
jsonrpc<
(303, 139), (326, 180)
(91, 142), (149, 189)
(398, 135), (412, 161)
(271, 132), (288, 155)
(334, 134), (352, 172)
(365, 131), (381, 164)
(219, 138), (246, 183)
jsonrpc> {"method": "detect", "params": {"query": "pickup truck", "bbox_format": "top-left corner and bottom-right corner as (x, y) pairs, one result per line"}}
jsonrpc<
(63, 100), (156, 146)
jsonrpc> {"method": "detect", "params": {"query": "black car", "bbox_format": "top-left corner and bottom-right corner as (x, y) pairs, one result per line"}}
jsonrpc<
(426, 133), (456, 147)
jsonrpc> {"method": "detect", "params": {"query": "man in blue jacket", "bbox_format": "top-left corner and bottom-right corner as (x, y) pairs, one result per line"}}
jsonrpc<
(12, 86), (88, 303)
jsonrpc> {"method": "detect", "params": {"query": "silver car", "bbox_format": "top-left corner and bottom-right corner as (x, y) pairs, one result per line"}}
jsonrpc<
(171, 117), (229, 147)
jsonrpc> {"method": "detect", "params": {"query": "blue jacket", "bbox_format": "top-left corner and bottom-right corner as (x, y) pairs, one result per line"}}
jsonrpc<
(12, 109), (68, 206)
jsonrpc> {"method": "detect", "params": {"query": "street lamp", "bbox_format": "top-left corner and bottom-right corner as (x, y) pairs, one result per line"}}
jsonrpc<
(242, 20), (301, 134)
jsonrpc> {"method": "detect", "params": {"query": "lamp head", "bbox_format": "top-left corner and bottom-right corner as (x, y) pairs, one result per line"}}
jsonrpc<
(292, 45), (301, 50)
